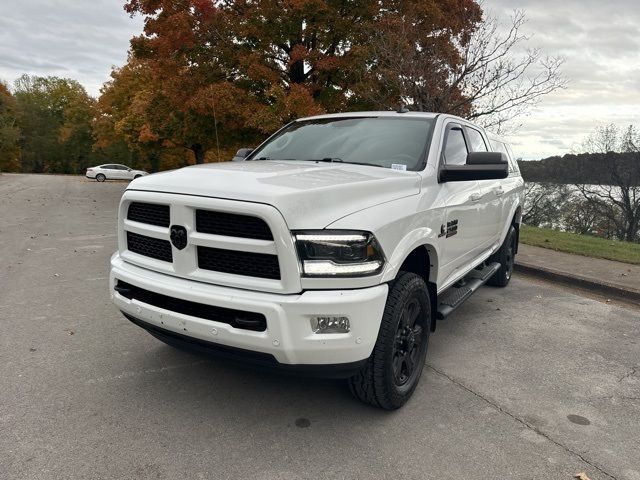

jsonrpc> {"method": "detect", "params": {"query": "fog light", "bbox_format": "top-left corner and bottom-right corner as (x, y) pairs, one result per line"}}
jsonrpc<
(311, 316), (350, 334)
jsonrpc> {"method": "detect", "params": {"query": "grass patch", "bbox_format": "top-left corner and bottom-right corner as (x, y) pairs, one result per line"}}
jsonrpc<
(519, 225), (640, 265)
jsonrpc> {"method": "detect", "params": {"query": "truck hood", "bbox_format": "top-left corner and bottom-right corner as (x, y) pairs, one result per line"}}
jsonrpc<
(128, 161), (421, 229)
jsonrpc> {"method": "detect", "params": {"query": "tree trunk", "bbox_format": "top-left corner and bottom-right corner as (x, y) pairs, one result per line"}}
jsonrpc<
(192, 144), (205, 165)
(289, 59), (305, 84)
(625, 217), (639, 242)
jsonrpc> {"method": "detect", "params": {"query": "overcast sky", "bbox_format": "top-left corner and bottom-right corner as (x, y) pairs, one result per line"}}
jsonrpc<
(1, 0), (638, 159)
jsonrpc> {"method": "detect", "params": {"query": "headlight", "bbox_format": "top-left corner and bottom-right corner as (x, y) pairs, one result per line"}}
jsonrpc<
(293, 230), (385, 277)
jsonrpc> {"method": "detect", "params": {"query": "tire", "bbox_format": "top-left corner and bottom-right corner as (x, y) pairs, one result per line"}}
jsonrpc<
(96, 173), (106, 182)
(487, 225), (517, 287)
(348, 272), (431, 410)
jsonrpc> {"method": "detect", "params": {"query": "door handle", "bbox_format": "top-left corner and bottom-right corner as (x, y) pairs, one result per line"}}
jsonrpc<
(494, 188), (504, 197)
(469, 193), (482, 202)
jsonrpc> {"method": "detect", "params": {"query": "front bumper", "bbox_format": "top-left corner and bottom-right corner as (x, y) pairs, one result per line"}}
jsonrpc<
(110, 253), (388, 369)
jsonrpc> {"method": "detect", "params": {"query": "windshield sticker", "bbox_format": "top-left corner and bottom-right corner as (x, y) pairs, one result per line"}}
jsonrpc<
(391, 164), (407, 171)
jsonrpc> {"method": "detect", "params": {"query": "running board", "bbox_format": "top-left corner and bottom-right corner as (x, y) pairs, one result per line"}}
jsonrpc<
(437, 262), (501, 319)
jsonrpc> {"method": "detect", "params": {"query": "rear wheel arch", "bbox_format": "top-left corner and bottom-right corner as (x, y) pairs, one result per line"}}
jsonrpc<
(513, 206), (522, 225)
(497, 203), (522, 249)
(512, 206), (521, 253)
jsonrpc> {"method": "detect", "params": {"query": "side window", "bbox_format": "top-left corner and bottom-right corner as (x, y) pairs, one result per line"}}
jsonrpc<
(102, 164), (115, 169)
(115, 165), (128, 170)
(506, 145), (520, 173)
(490, 141), (514, 173)
(443, 127), (468, 166)
(466, 128), (488, 152)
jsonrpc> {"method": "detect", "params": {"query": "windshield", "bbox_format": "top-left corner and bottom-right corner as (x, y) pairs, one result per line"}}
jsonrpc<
(250, 116), (435, 171)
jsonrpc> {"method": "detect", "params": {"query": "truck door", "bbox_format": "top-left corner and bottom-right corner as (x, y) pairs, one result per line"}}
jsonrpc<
(500, 143), (524, 238)
(437, 123), (486, 283)
(467, 126), (503, 249)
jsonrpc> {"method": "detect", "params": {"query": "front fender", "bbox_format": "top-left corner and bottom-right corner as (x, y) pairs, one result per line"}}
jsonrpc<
(380, 230), (441, 285)
(326, 194), (443, 287)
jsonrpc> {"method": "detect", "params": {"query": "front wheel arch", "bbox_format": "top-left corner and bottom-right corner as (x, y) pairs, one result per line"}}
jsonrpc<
(397, 245), (438, 332)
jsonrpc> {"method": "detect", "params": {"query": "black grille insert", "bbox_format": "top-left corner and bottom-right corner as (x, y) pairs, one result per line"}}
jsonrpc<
(196, 210), (273, 240)
(115, 281), (267, 331)
(127, 202), (170, 227)
(198, 246), (280, 280)
(127, 231), (173, 262)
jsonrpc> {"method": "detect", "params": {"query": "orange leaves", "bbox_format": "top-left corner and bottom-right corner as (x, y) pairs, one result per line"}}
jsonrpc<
(285, 84), (324, 118)
(108, 0), (488, 165)
(244, 84), (324, 134)
(138, 123), (159, 143)
(192, 0), (216, 17)
(289, 44), (309, 65)
(314, 55), (343, 72)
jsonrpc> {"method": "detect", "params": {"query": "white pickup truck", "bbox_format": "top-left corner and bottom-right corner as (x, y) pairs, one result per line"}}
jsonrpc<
(110, 111), (525, 409)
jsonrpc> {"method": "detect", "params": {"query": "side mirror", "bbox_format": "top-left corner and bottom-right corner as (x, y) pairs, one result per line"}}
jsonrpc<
(232, 148), (253, 162)
(440, 152), (509, 182)
(127, 168), (132, 171)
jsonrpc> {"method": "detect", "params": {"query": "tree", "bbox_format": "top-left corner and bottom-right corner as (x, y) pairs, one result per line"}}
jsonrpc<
(562, 197), (605, 236)
(95, 60), (192, 171)
(0, 82), (21, 172)
(214, 0), (378, 119)
(575, 124), (640, 242)
(352, 1), (482, 114)
(358, 10), (566, 131)
(121, 0), (266, 164)
(13, 75), (96, 173)
(119, 0), (526, 162)
(95, 61), (158, 166)
(522, 182), (570, 228)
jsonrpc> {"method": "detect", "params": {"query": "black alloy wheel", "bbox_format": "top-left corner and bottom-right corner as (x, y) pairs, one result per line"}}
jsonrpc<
(349, 272), (431, 409)
(392, 297), (425, 388)
(488, 225), (517, 287)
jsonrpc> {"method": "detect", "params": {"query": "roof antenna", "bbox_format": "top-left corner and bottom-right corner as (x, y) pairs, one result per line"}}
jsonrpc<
(397, 104), (410, 113)
(212, 100), (221, 162)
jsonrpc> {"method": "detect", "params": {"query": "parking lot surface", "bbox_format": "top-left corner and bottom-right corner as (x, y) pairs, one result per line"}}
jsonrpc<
(1, 174), (639, 480)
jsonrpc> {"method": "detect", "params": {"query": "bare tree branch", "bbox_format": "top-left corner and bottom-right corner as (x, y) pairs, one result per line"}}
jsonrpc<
(357, 10), (566, 133)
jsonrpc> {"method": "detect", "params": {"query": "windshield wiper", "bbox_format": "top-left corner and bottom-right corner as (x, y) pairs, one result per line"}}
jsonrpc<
(302, 158), (381, 168)
(313, 157), (344, 163)
(255, 157), (383, 168)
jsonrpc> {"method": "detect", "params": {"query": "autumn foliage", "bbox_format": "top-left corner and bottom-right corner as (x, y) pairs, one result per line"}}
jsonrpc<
(1, 1), (562, 173)
(96, 0), (486, 166)
(0, 82), (21, 172)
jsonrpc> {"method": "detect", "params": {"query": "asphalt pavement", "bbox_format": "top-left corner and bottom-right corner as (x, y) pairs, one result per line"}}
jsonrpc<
(1, 174), (639, 480)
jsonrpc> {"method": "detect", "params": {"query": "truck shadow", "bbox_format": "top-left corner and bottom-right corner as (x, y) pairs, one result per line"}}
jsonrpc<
(117, 341), (403, 424)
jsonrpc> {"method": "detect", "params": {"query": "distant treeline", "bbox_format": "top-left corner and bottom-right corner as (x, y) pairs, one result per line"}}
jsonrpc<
(518, 152), (640, 186)
(520, 124), (640, 242)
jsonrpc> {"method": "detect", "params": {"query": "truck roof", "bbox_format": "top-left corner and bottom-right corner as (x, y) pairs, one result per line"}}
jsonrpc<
(298, 111), (440, 121)
(486, 131), (509, 145)
(296, 110), (510, 145)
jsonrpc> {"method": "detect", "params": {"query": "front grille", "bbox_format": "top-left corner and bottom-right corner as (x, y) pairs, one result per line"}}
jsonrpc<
(127, 202), (170, 227)
(198, 246), (281, 280)
(116, 281), (267, 331)
(127, 231), (173, 262)
(196, 209), (273, 240)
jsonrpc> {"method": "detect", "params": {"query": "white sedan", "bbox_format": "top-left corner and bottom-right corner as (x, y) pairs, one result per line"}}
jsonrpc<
(85, 164), (148, 182)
